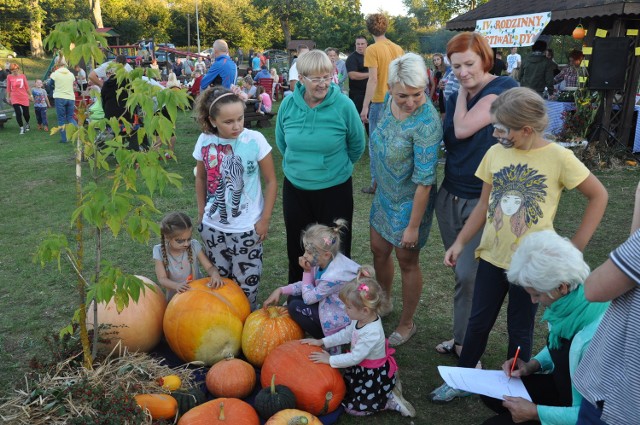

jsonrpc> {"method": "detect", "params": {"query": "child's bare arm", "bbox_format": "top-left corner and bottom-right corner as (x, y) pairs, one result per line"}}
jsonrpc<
(154, 259), (190, 293)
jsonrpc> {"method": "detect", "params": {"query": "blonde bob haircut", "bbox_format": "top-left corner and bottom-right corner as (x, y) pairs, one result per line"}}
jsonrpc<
(490, 87), (549, 134)
(387, 52), (428, 89)
(296, 50), (333, 78)
(507, 230), (590, 294)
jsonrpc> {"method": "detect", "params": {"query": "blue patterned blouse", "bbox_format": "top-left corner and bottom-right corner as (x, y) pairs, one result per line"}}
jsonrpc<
(369, 97), (443, 248)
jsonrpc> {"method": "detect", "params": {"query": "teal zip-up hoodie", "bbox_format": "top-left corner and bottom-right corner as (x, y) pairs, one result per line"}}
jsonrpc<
(275, 82), (365, 190)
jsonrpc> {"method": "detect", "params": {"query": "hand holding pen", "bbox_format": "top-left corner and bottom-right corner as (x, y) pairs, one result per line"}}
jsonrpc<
(502, 346), (541, 380)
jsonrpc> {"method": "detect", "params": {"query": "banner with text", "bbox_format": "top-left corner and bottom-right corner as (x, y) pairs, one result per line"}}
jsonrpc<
(475, 12), (552, 47)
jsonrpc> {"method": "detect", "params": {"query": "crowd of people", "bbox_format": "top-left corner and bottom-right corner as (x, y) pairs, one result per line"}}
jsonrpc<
(4, 13), (638, 422)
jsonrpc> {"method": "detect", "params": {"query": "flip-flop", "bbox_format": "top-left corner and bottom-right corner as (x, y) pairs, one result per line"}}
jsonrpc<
(435, 341), (461, 358)
(388, 322), (417, 347)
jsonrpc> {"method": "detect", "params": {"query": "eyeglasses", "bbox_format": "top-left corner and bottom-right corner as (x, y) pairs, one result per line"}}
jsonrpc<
(303, 76), (332, 84)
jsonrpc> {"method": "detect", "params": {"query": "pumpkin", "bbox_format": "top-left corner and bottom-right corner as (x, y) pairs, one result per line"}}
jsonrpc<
(573, 24), (586, 40)
(86, 275), (167, 353)
(163, 278), (251, 365)
(134, 393), (178, 420)
(242, 306), (304, 367)
(261, 341), (346, 416)
(177, 398), (259, 425)
(206, 356), (256, 398)
(157, 374), (182, 391)
(254, 374), (296, 420)
(172, 387), (207, 415)
(265, 409), (322, 425)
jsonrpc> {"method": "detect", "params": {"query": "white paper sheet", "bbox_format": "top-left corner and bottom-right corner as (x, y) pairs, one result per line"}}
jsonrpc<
(437, 366), (532, 401)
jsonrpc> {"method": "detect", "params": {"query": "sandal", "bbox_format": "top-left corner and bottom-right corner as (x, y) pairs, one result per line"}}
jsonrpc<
(435, 340), (461, 358)
(388, 322), (417, 347)
(361, 186), (376, 194)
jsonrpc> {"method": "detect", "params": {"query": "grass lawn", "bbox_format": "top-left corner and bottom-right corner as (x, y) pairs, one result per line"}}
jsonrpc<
(0, 84), (638, 424)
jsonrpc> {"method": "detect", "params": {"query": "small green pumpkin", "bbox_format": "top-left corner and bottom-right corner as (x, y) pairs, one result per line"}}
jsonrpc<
(254, 374), (296, 420)
(172, 387), (206, 415)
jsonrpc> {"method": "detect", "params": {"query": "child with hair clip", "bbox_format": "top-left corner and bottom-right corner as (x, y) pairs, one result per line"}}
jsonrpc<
(263, 219), (359, 341)
(153, 212), (223, 301)
(193, 86), (277, 310)
(302, 267), (416, 417)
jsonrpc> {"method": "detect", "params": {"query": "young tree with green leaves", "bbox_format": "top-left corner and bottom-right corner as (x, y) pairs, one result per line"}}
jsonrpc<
(35, 19), (189, 368)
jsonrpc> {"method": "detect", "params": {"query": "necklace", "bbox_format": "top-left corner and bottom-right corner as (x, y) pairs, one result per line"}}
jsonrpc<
(168, 250), (187, 270)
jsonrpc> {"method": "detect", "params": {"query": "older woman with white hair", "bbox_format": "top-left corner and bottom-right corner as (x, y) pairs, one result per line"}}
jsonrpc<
(275, 49), (365, 284)
(369, 52), (443, 346)
(479, 230), (609, 425)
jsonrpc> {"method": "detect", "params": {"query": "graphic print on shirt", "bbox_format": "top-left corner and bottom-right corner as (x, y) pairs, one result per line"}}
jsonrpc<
(487, 163), (548, 250)
(203, 143), (245, 224)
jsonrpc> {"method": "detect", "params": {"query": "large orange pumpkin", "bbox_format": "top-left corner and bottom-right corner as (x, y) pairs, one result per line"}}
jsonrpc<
(163, 278), (250, 365)
(86, 275), (167, 353)
(266, 409), (322, 425)
(177, 398), (259, 425)
(206, 356), (256, 398)
(134, 393), (178, 420)
(261, 341), (346, 416)
(242, 306), (304, 367)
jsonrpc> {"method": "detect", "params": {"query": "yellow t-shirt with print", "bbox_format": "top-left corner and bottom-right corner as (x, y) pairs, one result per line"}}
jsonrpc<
(364, 40), (404, 103)
(475, 142), (590, 269)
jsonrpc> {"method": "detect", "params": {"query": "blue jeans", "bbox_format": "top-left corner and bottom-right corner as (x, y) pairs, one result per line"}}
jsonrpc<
(367, 102), (384, 185)
(577, 399), (606, 425)
(55, 98), (77, 142)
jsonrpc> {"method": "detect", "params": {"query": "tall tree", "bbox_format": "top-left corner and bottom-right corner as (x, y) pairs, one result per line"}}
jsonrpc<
(29, 0), (45, 58)
(403, 0), (488, 28)
(90, 0), (104, 28)
(252, 0), (317, 54)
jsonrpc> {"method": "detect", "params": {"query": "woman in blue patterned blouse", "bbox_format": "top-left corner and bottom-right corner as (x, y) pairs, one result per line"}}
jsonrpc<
(369, 52), (443, 346)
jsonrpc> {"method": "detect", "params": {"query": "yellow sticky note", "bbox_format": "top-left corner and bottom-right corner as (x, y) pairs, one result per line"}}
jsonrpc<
(579, 76), (588, 83)
(636, 46), (640, 56)
(582, 59), (590, 67)
(596, 28), (608, 37)
(583, 47), (593, 55)
(627, 29), (639, 36)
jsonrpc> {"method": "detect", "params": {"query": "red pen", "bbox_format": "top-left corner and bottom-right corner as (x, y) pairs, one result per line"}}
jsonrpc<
(509, 345), (521, 380)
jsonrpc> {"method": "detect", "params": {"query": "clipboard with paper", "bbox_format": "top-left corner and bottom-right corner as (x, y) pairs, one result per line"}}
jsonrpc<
(437, 366), (532, 401)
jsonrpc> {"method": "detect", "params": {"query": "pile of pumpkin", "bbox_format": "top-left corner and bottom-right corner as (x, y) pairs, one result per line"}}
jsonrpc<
(90, 277), (346, 424)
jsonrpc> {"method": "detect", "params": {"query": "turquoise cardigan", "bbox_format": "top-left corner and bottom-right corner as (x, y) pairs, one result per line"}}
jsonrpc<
(534, 316), (604, 424)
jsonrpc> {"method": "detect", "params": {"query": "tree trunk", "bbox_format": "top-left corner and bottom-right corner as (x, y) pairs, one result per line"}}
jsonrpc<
(29, 0), (45, 58)
(280, 17), (291, 61)
(90, 0), (104, 28)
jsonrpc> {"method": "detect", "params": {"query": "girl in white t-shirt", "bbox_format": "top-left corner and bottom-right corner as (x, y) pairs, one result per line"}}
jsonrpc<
(302, 267), (415, 417)
(153, 212), (222, 301)
(193, 86), (277, 309)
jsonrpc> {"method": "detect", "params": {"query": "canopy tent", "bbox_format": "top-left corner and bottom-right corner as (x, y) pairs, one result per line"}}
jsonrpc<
(447, 0), (640, 155)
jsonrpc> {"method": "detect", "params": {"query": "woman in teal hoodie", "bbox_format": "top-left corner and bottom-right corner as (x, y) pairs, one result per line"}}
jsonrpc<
(479, 230), (609, 425)
(276, 49), (365, 284)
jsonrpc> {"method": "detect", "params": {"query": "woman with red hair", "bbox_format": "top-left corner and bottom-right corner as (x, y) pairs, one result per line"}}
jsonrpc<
(433, 32), (518, 366)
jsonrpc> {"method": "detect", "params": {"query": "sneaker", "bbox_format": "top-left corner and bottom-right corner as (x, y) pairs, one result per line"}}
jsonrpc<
(25, 123), (30, 131)
(387, 386), (416, 417)
(19, 127), (24, 135)
(428, 382), (472, 404)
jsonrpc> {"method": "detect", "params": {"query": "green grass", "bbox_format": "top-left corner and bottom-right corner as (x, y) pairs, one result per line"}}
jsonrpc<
(0, 98), (638, 424)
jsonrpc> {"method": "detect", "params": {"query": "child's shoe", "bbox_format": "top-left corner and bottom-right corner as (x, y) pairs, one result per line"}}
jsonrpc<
(38, 124), (43, 130)
(44, 126), (49, 132)
(386, 385), (416, 417)
(428, 382), (472, 403)
(19, 127), (24, 135)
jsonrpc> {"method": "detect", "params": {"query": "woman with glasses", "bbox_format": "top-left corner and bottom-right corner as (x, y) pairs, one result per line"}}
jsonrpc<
(368, 53), (442, 346)
(276, 49), (365, 284)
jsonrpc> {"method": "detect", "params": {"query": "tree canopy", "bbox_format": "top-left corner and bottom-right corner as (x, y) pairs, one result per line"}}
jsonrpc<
(0, 0), (487, 56)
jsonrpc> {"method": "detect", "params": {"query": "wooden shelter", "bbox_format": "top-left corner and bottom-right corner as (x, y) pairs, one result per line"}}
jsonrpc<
(447, 0), (640, 154)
